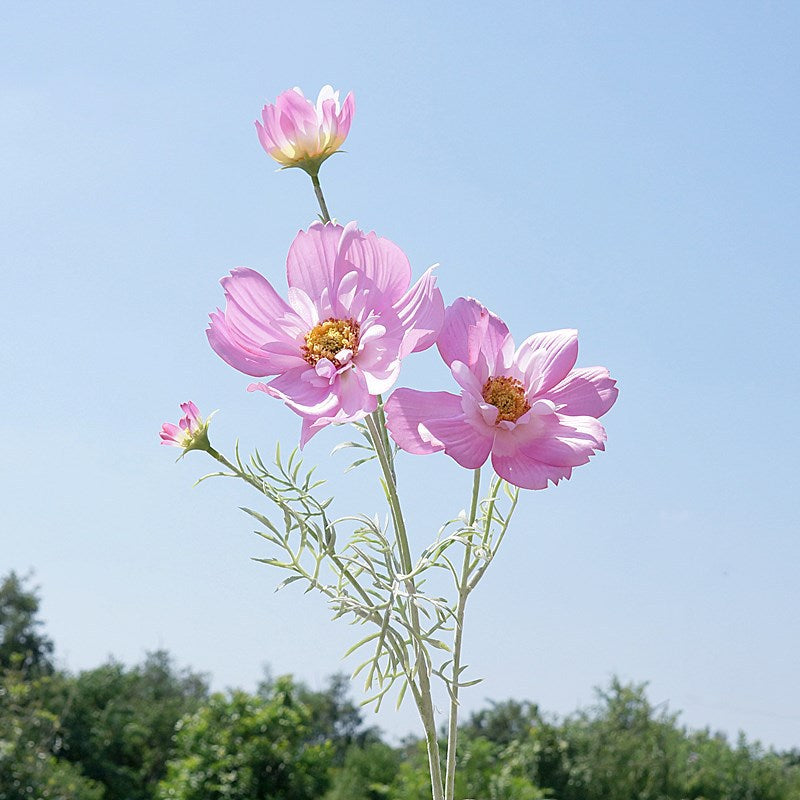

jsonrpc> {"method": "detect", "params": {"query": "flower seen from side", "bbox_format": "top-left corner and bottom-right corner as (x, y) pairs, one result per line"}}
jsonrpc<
(160, 402), (213, 453)
(207, 221), (444, 445)
(384, 298), (618, 490)
(255, 85), (355, 173)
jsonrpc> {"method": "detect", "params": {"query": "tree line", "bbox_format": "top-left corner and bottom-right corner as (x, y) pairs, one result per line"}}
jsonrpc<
(2, 572), (798, 799)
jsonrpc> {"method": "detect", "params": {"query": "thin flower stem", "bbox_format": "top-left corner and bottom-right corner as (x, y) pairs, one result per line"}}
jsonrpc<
(467, 485), (519, 594)
(364, 412), (444, 800)
(364, 414), (413, 573)
(310, 172), (331, 223)
(376, 395), (396, 483)
(444, 468), (482, 800)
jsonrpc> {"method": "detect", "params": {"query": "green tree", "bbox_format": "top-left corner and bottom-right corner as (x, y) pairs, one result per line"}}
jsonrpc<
(158, 677), (332, 800)
(58, 651), (208, 800)
(324, 741), (400, 800)
(0, 572), (53, 677)
(560, 678), (687, 800)
(684, 729), (800, 800)
(0, 666), (103, 800)
(458, 699), (570, 797)
(260, 670), (379, 763)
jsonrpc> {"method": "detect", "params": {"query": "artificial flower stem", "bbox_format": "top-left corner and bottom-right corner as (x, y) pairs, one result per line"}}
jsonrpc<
(444, 467), (482, 800)
(364, 412), (444, 800)
(310, 172), (332, 223)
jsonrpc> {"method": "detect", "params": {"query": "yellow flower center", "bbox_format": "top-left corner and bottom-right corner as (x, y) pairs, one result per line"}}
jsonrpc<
(302, 317), (361, 367)
(482, 376), (531, 423)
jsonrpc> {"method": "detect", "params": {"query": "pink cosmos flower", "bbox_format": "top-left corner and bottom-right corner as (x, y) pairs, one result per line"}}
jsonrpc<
(160, 402), (212, 452)
(384, 298), (618, 490)
(207, 221), (444, 445)
(255, 85), (355, 171)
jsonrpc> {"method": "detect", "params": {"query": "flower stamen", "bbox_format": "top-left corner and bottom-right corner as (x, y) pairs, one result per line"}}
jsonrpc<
(303, 317), (361, 367)
(482, 376), (530, 423)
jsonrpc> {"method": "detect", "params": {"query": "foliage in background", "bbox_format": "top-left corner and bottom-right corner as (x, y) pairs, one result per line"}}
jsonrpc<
(158, 680), (331, 800)
(57, 651), (208, 800)
(2, 573), (799, 800)
(0, 572), (54, 678)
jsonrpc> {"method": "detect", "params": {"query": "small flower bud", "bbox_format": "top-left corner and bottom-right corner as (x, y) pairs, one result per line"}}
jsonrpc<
(160, 402), (213, 454)
(255, 85), (354, 175)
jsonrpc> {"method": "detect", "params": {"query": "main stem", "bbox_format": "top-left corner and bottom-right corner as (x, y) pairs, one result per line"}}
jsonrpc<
(365, 412), (444, 800)
(444, 468), (482, 800)
(304, 176), (440, 798)
(310, 172), (331, 223)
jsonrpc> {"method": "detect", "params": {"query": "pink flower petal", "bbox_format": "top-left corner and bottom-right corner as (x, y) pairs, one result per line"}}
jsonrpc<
(394, 265), (445, 356)
(491, 450), (572, 490)
(437, 298), (513, 381)
(259, 340), (307, 373)
(300, 416), (327, 447)
(263, 366), (341, 418)
(450, 360), (484, 397)
(206, 268), (305, 377)
(337, 91), (355, 139)
(514, 413), (607, 467)
(286, 222), (342, 302)
(514, 329), (579, 396)
(180, 402), (201, 425)
(542, 366), (619, 418)
(206, 311), (273, 377)
(422, 415), (494, 469)
(159, 422), (182, 446)
(275, 87), (317, 134)
(339, 227), (411, 304)
(360, 361), (402, 395)
(384, 389), (463, 455)
(356, 318), (404, 395)
(336, 368), (374, 417)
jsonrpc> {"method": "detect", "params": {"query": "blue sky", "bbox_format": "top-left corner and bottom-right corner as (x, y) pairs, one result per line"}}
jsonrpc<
(2, 1), (799, 747)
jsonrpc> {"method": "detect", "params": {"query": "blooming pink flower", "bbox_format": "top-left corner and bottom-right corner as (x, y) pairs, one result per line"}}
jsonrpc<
(255, 85), (355, 171)
(207, 221), (444, 445)
(384, 298), (618, 490)
(160, 402), (212, 452)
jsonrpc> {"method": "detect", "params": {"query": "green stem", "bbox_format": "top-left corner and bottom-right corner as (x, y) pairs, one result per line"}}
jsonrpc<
(364, 414), (413, 575)
(444, 468), (482, 800)
(364, 412), (444, 800)
(376, 395), (396, 483)
(467, 485), (519, 594)
(310, 172), (331, 223)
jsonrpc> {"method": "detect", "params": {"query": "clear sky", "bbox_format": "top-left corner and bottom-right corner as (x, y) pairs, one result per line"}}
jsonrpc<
(2, 1), (799, 749)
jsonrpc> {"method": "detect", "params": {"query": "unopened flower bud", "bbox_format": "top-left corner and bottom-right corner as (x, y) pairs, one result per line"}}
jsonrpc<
(255, 85), (354, 175)
(160, 402), (213, 454)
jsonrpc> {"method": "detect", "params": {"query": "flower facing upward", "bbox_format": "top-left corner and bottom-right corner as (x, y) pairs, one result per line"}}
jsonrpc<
(384, 298), (618, 490)
(160, 402), (212, 453)
(207, 221), (445, 445)
(255, 85), (355, 172)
